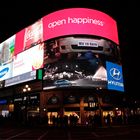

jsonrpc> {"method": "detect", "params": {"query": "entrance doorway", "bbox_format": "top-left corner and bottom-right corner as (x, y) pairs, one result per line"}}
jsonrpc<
(47, 112), (58, 124)
(64, 111), (80, 124)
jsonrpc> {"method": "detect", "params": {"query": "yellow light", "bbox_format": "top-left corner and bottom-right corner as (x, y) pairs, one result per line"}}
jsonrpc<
(9, 104), (14, 112)
(25, 85), (29, 88)
(28, 87), (31, 91)
(23, 88), (26, 92)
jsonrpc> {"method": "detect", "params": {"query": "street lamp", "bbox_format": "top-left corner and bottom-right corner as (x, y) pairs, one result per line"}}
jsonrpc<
(22, 84), (31, 125)
(23, 85), (31, 92)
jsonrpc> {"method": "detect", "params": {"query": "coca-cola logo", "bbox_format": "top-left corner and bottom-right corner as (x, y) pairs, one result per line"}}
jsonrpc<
(25, 26), (42, 42)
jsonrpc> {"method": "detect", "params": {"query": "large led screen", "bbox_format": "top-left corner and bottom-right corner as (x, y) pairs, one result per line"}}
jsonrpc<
(0, 35), (15, 66)
(0, 62), (13, 81)
(0, 8), (123, 92)
(13, 43), (44, 77)
(43, 8), (119, 45)
(14, 8), (118, 56)
(43, 35), (121, 90)
(15, 19), (43, 55)
(0, 35), (15, 81)
(106, 61), (124, 92)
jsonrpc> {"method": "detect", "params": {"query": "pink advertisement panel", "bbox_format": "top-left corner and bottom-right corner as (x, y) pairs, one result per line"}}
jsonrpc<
(43, 8), (119, 45)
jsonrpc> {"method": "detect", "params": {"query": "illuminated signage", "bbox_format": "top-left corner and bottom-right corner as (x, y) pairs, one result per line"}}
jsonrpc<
(24, 19), (43, 50)
(5, 70), (36, 87)
(0, 67), (9, 78)
(13, 43), (44, 77)
(14, 8), (118, 55)
(0, 8), (123, 91)
(0, 99), (7, 104)
(43, 36), (110, 90)
(30, 96), (38, 100)
(14, 98), (22, 102)
(106, 61), (124, 92)
(0, 62), (13, 81)
(0, 35), (15, 66)
(15, 19), (43, 55)
(43, 8), (119, 44)
(37, 69), (43, 80)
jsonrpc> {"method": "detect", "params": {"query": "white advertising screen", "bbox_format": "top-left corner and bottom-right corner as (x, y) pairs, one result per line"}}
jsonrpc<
(13, 43), (44, 77)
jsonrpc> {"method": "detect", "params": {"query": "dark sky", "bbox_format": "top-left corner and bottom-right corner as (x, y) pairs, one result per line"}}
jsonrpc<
(0, 0), (139, 98)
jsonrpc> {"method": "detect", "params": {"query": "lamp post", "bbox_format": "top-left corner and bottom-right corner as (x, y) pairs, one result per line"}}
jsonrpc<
(22, 84), (31, 125)
(23, 84), (31, 93)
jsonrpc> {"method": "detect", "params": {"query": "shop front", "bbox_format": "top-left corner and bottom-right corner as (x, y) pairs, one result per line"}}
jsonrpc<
(39, 89), (110, 126)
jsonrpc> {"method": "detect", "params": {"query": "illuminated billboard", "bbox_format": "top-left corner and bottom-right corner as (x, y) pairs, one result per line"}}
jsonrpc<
(0, 62), (13, 81)
(0, 42), (43, 84)
(43, 8), (119, 45)
(5, 70), (36, 87)
(14, 8), (118, 56)
(15, 19), (43, 55)
(24, 19), (43, 50)
(0, 35), (15, 66)
(13, 43), (44, 77)
(106, 61), (124, 92)
(43, 36), (121, 90)
(0, 8), (124, 92)
(42, 8), (123, 91)
(0, 35), (15, 81)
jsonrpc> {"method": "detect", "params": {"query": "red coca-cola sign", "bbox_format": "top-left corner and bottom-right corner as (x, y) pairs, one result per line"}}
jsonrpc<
(24, 19), (43, 50)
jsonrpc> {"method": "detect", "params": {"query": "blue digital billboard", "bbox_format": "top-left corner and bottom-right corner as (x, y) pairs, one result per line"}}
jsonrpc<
(106, 61), (124, 92)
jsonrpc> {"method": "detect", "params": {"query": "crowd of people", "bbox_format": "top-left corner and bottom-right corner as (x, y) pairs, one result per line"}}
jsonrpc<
(0, 112), (140, 128)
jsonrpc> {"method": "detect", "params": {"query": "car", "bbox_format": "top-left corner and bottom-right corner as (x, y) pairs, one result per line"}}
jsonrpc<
(57, 37), (113, 55)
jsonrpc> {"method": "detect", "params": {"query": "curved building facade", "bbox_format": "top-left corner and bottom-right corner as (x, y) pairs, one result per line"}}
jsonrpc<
(0, 8), (125, 126)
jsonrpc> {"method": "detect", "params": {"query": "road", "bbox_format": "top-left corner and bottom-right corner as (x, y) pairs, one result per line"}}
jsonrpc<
(0, 124), (140, 140)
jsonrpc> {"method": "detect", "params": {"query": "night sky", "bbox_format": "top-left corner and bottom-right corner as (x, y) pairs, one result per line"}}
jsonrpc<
(0, 0), (139, 98)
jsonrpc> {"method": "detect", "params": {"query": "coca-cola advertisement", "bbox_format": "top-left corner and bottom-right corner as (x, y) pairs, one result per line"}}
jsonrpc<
(24, 18), (43, 50)
(15, 19), (43, 55)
